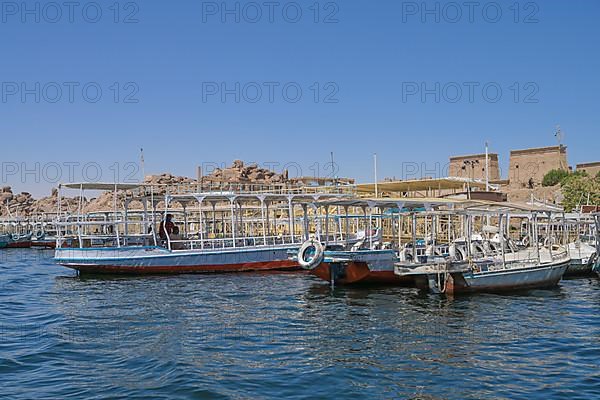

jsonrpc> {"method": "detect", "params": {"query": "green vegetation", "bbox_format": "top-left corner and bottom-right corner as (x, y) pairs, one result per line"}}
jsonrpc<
(542, 169), (570, 187)
(560, 173), (600, 212)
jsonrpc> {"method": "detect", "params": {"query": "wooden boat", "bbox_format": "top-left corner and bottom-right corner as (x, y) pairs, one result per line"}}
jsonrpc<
(565, 241), (597, 276)
(396, 206), (572, 294)
(593, 213), (600, 278)
(54, 183), (348, 275)
(294, 198), (460, 286)
(301, 245), (411, 285)
(56, 245), (299, 274)
(398, 247), (570, 294)
(31, 233), (58, 249)
(4, 233), (33, 248)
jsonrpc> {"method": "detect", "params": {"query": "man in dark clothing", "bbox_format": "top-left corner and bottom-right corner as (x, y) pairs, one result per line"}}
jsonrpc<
(159, 214), (175, 241)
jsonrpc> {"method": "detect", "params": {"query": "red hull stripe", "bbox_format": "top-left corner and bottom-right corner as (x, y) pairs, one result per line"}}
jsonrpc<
(31, 242), (56, 249)
(6, 242), (33, 249)
(61, 260), (300, 275)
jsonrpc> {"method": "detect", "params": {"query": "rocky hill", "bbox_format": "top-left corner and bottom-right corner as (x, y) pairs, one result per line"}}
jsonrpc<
(1, 161), (292, 217)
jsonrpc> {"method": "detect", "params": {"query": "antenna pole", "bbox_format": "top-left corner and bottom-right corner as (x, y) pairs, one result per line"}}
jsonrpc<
(555, 125), (564, 170)
(374, 153), (378, 198)
(485, 141), (489, 192)
(330, 151), (337, 186)
(140, 148), (146, 182)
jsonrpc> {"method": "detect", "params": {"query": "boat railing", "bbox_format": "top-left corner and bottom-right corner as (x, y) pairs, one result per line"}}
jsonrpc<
(56, 233), (156, 248)
(550, 247), (569, 262)
(169, 234), (303, 250)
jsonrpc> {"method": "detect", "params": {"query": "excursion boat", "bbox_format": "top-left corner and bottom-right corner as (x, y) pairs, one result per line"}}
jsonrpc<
(0, 235), (8, 248)
(397, 247), (570, 294)
(531, 213), (597, 276)
(1, 233), (33, 248)
(565, 241), (597, 276)
(396, 209), (571, 294)
(54, 183), (348, 275)
(294, 198), (462, 286)
(31, 232), (58, 249)
(593, 213), (600, 278)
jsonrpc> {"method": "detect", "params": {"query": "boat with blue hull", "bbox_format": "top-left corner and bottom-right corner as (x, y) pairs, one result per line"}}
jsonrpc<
(398, 248), (570, 294)
(55, 244), (300, 274)
(54, 183), (348, 275)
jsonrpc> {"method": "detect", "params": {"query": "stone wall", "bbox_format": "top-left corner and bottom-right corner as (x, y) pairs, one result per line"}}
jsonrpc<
(576, 162), (600, 177)
(508, 145), (568, 188)
(448, 153), (500, 181)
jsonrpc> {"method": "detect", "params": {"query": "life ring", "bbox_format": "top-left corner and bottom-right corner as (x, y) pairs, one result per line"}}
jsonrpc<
(454, 246), (466, 261)
(35, 230), (45, 239)
(297, 240), (324, 270)
(11, 234), (19, 241)
(521, 235), (530, 247)
(470, 243), (485, 258)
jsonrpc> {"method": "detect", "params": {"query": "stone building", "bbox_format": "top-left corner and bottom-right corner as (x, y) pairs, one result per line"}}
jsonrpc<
(508, 145), (568, 188)
(576, 161), (600, 177)
(448, 153), (500, 181)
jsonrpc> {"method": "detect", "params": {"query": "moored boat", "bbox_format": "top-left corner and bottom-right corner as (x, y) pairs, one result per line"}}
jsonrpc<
(5, 233), (33, 248)
(0, 234), (9, 248)
(294, 198), (460, 286)
(565, 241), (597, 276)
(398, 247), (570, 294)
(396, 208), (572, 294)
(593, 213), (600, 278)
(54, 183), (348, 275)
(31, 233), (58, 249)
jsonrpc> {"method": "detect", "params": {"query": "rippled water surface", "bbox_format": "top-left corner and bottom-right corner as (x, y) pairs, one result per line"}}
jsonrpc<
(1, 250), (600, 399)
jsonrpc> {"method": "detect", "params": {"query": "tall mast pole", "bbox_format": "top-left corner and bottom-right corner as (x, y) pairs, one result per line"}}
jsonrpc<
(485, 141), (489, 192)
(374, 153), (378, 198)
(140, 148), (146, 182)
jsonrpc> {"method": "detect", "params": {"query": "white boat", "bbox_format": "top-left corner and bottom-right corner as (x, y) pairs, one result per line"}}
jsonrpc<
(395, 207), (571, 294)
(295, 197), (470, 286)
(565, 241), (597, 275)
(54, 182), (348, 275)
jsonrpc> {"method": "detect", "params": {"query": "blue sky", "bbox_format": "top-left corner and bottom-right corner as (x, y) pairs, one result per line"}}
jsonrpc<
(1, 0), (599, 196)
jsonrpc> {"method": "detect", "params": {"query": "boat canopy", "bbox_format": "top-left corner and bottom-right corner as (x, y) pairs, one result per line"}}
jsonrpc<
(164, 192), (349, 205)
(356, 177), (493, 194)
(60, 182), (142, 191)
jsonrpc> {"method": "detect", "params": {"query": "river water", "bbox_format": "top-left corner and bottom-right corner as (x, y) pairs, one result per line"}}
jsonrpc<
(1, 249), (599, 399)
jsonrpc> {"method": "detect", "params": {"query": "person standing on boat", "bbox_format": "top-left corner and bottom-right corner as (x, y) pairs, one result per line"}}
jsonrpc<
(159, 214), (176, 242)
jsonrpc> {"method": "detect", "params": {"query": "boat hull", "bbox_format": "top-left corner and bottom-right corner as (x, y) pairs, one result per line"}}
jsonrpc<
(564, 243), (596, 276)
(432, 261), (570, 294)
(32, 240), (57, 249)
(311, 250), (413, 285)
(565, 258), (595, 276)
(55, 245), (300, 275)
(6, 241), (32, 249)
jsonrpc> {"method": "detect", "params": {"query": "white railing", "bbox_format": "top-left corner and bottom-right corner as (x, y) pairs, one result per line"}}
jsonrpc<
(170, 234), (303, 251)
